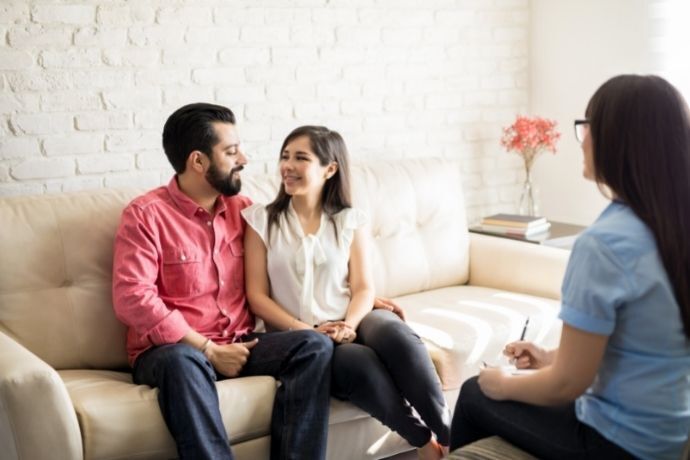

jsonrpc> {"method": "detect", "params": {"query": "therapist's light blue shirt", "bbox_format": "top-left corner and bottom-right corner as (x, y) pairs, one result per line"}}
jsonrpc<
(560, 201), (690, 460)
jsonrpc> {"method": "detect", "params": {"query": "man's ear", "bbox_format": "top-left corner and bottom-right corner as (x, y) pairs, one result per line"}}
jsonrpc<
(325, 162), (338, 179)
(187, 151), (206, 174)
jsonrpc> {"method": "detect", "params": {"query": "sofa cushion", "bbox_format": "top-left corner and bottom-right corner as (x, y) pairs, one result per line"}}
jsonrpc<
(60, 370), (276, 460)
(350, 159), (470, 299)
(397, 285), (562, 390)
(60, 368), (415, 460)
(0, 190), (140, 370)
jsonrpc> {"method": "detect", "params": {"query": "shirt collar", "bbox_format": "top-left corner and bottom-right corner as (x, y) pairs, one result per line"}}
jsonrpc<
(166, 176), (227, 218)
(167, 176), (200, 218)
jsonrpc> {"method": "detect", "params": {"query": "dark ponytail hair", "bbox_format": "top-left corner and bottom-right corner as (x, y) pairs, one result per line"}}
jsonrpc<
(266, 126), (352, 239)
(586, 74), (690, 338)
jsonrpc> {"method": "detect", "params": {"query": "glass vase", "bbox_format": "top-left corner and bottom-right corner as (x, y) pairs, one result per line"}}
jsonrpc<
(517, 168), (539, 216)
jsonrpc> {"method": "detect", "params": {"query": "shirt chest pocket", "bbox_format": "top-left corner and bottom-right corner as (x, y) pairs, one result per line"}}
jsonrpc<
(227, 239), (244, 289)
(161, 248), (204, 297)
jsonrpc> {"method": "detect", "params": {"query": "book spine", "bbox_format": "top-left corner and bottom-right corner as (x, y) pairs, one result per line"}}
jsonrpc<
(479, 224), (550, 236)
(481, 219), (546, 228)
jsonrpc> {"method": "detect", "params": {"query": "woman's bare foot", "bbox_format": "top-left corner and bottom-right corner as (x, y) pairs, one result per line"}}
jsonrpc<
(417, 438), (444, 460)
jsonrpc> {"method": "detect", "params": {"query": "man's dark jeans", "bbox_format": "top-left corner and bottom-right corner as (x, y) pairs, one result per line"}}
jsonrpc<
(133, 330), (333, 460)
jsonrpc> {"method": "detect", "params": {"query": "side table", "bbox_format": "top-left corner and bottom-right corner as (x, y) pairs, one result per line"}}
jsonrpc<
(469, 220), (586, 249)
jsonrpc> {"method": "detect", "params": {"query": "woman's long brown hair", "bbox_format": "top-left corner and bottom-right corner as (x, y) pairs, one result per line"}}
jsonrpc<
(587, 75), (690, 338)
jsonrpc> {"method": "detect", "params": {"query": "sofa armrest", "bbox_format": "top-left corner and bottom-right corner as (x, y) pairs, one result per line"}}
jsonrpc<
(468, 233), (571, 300)
(0, 331), (83, 460)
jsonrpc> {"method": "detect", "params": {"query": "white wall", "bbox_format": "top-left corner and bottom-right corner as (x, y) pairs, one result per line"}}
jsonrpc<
(0, 0), (533, 225)
(530, 0), (653, 225)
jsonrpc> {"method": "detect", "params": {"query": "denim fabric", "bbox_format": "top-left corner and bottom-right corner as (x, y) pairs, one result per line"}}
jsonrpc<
(450, 377), (634, 460)
(133, 343), (233, 460)
(133, 329), (333, 460)
(242, 330), (333, 460)
(331, 310), (450, 448)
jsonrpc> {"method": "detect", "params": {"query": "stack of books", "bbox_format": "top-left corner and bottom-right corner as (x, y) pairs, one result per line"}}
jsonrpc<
(479, 213), (551, 237)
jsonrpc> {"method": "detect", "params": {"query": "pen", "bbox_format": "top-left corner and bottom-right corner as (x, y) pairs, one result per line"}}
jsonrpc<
(519, 317), (530, 341)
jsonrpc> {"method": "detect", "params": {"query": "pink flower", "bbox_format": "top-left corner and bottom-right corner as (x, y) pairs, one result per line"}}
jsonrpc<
(500, 116), (561, 167)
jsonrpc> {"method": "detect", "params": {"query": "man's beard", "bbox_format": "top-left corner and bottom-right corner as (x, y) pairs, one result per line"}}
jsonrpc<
(206, 161), (243, 196)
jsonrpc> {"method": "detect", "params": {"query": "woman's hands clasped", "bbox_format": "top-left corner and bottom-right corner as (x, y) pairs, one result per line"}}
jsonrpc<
(315, 321), (357, 344)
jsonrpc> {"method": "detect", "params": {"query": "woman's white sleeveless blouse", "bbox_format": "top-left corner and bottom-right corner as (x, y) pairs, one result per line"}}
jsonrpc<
(242, 202), (367, 326)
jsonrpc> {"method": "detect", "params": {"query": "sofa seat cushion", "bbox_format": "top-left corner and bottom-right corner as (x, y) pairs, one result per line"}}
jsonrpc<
(328, 396), (376, 425)
(396, 285), (563, 390)
(60, 370), (276, 460)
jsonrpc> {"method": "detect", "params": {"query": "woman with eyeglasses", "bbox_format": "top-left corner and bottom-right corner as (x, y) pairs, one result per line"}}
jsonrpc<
(450, 75), (690, 460)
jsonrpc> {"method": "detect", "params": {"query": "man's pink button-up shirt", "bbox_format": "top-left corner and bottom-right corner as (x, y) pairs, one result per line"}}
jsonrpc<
(113, 177), (255, 366)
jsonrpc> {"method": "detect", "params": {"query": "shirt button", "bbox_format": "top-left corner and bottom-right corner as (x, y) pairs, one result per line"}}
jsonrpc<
(220, 280), (225, 286)
(206, 221), (212, 227)
(222, 330), (229, 337)
(180, 254), (186, 261)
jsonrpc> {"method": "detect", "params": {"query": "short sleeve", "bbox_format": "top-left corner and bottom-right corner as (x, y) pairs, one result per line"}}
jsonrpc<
(559, 233), (633, 335)
(336, 207), (368, 249)
(240, 203), (269, 244)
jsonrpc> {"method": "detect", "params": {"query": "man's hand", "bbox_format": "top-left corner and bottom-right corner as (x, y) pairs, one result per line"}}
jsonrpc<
(205, 338), (259, 377)
(373, 297), (406, 321)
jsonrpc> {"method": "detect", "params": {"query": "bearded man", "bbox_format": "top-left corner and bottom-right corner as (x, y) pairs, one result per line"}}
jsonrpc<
(112, 103), (333, 460)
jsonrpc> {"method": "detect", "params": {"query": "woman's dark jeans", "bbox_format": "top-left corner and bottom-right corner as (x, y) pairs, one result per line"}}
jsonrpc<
(331, 309), (451, 448)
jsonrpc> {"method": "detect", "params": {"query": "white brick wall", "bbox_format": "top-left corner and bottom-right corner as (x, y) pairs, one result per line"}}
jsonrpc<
(0, 0), (531, 221)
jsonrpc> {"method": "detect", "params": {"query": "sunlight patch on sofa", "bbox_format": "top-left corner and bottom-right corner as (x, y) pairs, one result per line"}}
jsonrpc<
(411, 310), (492, 363)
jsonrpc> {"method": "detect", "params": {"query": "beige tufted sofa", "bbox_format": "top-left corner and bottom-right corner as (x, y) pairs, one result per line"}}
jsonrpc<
(0, 158), (570, 460)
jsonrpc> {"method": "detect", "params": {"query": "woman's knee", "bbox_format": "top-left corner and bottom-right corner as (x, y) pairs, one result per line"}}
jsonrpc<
(360, 309), (401, 329)
(333, 344), (378, 379)
(360, 310), (422, 352)
(455, 376), (483, 412)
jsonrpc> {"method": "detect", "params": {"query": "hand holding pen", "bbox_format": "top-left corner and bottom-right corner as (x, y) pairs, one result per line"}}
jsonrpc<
(502, 317), (553, 369)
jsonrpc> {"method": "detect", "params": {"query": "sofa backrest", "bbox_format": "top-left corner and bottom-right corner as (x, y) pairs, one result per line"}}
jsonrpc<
(0, 158), (469, 370)
(349, 159), (470, 298)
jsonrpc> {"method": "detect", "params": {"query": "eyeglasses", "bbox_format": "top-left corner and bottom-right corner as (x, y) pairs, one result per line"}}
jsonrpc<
(574, 119), (589, 144)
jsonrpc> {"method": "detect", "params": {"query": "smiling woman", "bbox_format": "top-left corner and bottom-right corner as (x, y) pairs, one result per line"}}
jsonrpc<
(243, 125), (452, 460)
(278, 134), (338, 223)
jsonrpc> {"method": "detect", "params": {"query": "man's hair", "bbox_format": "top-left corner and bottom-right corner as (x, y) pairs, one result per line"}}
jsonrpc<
(266, 126), (352, 241)
(162, 103), (236, 174)
(586, 74), (690, 338)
